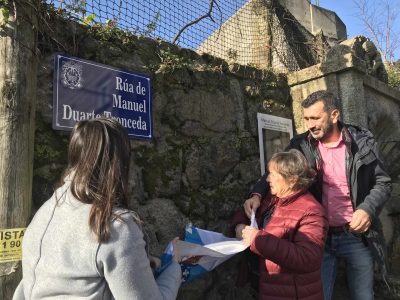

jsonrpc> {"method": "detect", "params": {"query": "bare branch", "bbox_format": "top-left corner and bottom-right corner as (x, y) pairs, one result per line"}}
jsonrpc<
(353, 0), (384, 54)
(172, 0), (216, 44)
(353, 0), (400, 63)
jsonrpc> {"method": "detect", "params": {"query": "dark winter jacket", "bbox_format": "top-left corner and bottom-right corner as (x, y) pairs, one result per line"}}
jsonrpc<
(251, 122), (392, 275)
(230, 190), (328, 300)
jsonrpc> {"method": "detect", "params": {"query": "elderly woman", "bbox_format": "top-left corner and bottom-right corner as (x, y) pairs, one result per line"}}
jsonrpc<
(231, 149), (328, 300)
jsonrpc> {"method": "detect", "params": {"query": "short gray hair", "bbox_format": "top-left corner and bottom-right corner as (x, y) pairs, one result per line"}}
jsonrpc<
(268, 149), (316, 191)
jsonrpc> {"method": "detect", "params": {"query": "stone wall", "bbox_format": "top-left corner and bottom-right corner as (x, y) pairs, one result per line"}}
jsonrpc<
(196, 0), (271, 68)
(278, 0), (347, 45)
(30, 7), (400, 300)
(197, 0), (324, 72)
(33, 11), (290, 299)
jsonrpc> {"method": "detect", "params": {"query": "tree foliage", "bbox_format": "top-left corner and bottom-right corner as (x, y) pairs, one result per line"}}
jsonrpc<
(387, 61), (400, 88)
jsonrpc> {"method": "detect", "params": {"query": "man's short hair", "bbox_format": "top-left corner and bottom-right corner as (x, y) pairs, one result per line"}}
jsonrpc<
(301, 90), (341, 113)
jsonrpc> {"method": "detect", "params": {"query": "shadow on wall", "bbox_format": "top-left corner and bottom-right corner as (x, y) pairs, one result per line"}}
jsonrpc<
(372, 115), (400, 178)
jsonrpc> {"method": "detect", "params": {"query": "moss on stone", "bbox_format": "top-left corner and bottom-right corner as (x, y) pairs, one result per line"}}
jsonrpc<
(135, 147), (182, 197)
(33, 114), (69, 172)
(32, 114), (69, 208)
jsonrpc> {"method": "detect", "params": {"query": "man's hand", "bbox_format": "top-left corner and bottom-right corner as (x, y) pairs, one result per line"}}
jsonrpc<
(349, 209), (371, 233)
(242, 226), (259, 246)
(244, 195), (261, 218)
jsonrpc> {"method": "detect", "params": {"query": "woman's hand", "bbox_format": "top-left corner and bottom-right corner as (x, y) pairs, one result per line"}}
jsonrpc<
(242, 226), (259, 247)
(149, 255), (161, 269)
(171, 237), (182, 263)
(235, 224), (246, 239)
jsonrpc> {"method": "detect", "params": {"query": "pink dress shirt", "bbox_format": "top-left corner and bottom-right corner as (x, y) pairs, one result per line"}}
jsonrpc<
(318, 134), (354, 226)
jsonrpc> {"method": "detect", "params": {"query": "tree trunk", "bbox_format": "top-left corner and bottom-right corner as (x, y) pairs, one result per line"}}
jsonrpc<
(0, 0), (38, 298)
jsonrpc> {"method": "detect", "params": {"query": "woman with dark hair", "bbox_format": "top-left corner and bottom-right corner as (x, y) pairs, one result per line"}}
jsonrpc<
(231, 149), (328, 300)
(13, 118), (182, 299)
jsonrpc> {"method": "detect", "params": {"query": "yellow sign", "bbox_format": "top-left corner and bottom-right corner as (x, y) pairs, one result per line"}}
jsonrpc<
(0, 228), (25, 263)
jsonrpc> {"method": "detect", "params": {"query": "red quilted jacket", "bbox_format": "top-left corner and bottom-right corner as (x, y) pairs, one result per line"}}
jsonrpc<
(230, 190), (328, 300)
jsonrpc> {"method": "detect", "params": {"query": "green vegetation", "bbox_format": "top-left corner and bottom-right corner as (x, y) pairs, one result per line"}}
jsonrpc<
(50, 1), (159, 38)
(156, 47), (193, 73)
(0, 0), (10, 27)
(387, 62), (400, 89)
(227, 48), (238, 62)
(143, 11), (160, 36)
(58, 0), (87, 19)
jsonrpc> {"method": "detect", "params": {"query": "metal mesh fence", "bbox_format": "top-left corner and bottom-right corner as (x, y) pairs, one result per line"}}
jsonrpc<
(45, 0), (273, 68)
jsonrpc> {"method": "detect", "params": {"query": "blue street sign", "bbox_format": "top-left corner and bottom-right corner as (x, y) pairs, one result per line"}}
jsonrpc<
(53, 54), (152, 139)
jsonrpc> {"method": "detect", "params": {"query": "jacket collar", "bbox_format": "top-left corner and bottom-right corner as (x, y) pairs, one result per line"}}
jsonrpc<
(273, 189), (307, 206)
(339, 121), (354, 148)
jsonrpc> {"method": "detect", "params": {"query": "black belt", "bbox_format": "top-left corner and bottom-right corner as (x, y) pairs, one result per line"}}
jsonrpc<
(328, 223), (349, 235)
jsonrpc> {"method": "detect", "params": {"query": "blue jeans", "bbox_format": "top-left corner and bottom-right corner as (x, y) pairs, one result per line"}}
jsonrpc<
(322, 231), (374, 300)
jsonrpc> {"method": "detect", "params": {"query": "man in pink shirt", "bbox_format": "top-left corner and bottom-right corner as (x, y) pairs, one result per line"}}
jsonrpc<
(244, 90), (391, 300)
(318, 133), (354, 226)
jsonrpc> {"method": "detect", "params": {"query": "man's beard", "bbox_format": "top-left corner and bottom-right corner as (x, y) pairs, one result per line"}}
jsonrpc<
(318, 120), (334, 141)
(310, 120), (334, 141)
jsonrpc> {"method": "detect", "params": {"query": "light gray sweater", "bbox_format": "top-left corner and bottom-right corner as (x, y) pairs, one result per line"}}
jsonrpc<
(13, 182), (181, 299)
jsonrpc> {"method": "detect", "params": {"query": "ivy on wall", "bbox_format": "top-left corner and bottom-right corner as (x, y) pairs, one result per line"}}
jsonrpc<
(387, 63), (400, 89)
